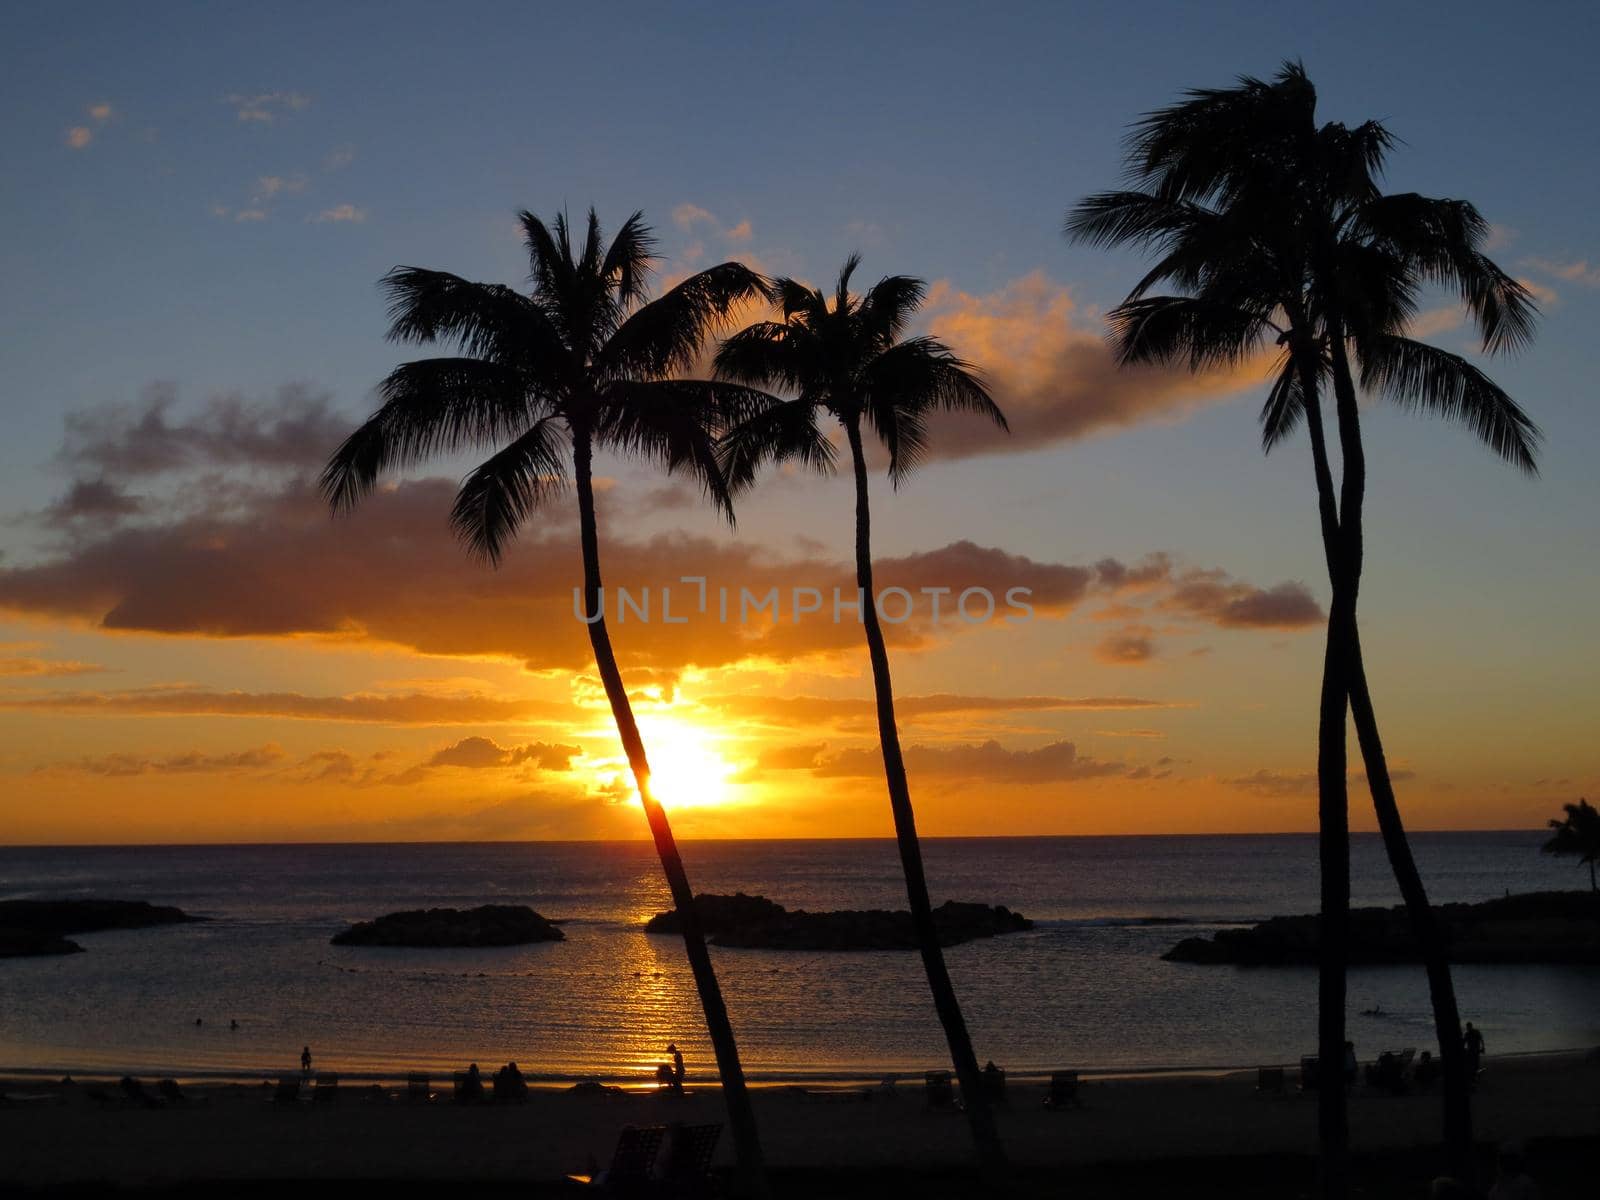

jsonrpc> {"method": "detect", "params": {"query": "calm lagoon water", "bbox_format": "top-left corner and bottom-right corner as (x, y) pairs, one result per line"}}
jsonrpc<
(2, 834), (1595, 1082)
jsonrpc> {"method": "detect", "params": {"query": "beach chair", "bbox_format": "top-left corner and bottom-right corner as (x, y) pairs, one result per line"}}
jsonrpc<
(658, 1122), (722, 1198)
(407, 1073), (431, 1103)
(119, 1076), (163, 1109)
(272, 1077), (300, 1106)
(566, 1123), (667, 1194)
(1256, 1066), (1286, 1096)
(1299, 1055), (1321, 1092)
(923, 1069), (960, 1112)
(312, 1072), (339, 1105)
(1044, 1070), (1081, 1110)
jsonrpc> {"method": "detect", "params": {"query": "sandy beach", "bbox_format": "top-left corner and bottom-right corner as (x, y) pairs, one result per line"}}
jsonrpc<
(4, 1052), (1597, 1194)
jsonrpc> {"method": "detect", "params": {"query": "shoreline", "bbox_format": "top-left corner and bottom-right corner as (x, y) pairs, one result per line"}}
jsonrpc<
(5, 1045), (1593, 1089)
(4, 1051), (1597, 1189)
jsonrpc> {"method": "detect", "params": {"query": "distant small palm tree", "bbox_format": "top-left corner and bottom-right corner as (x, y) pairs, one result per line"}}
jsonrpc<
(714, 257), (1010, 1174)
(1543, 799), (1600, 891)
(1067, 63), (1538, 1194)
(321, 209), (772, 1198)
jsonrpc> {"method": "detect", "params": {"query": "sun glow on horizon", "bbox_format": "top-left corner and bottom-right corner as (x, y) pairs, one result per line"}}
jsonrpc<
(590, 713), (743, 812)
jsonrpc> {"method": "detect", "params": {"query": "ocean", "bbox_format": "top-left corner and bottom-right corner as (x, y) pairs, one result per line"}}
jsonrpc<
(2, 834), (1596, 1084)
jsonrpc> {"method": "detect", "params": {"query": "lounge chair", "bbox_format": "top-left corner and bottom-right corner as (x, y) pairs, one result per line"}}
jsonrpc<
(407, 1073), (432, 1103)
(566, 1123), (667, 1194)
(1256, 1066), (1286, 1096)
(658, 1122), (722, 1198)
(1044, 1070), (1081, 1110)
(924, 1069), (960, 1112)
(271, 1077), (300, 1106)
(313, 1072), (339, 1105)
(119, 1076), (163, 1109)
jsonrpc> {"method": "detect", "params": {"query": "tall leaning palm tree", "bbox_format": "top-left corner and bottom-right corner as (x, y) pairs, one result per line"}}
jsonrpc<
(321, 209), (773, 1198)
(1067, 63), (1540, 1194)
(714, 258), (1010, 1174)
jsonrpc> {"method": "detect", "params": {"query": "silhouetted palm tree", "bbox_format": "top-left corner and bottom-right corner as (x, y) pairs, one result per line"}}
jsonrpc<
(714, 257), (1009, 1173)
(321, 209), (773, 1198)
(1543, 799), (1600, 891)
(1067, 63), (1539, 1194)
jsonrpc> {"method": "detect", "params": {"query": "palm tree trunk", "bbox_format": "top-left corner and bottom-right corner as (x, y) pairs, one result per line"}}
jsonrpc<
(574, 431), (770, 1200)
(1319, 350), (1476, 1183)
(1346, 634), (1474, 1179)
(1292, 351), (1351, 1200)
(844, 419), (1006, 1176)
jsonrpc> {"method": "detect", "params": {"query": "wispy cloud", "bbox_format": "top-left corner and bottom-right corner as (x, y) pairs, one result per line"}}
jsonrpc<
(310, 204), (366, 224)
(1523, 256), (1600, 286)
(64, 102), (114, 151)
(224, 91), (311, 122)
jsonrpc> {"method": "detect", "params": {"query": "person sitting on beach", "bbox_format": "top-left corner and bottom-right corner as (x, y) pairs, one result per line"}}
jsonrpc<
(668, 1043), (684, 1093)
(1463, 1022), (1486, 1079)
(460, 1062), (485, 1103)
(655, 1062), (675, 1090)
(1414, 1050), (1439, 1089)
(497, 1061), (528, 1101)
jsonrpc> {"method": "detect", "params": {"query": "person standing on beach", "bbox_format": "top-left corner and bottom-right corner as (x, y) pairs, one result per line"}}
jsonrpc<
(1463, 1023), (1486, 1079)
(301, 1046), (312, 1078)
(668, 1043), (685, 1093)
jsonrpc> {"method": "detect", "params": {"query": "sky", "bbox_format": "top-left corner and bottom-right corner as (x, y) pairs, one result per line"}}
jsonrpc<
(1, 1), (1597, 844)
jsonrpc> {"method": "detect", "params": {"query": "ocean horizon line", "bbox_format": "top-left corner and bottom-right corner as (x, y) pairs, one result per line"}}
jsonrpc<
(0, 829), (1546, 851)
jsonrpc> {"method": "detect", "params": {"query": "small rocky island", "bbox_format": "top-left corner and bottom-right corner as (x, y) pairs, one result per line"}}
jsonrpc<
(645, 892), (1033, 951)
(0, 899), (205, 958)
(1163, 891), (1600, 966)
(331, 904), (564, 948)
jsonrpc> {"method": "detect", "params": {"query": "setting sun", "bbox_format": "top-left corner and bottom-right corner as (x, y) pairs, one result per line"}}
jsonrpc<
(631, 715), (741, 810)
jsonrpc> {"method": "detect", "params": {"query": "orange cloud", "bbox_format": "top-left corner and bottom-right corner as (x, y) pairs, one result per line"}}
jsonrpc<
(0, 686), (568, 725)
(920, 271), (1269, 459)
(813, 738), (1129, 783)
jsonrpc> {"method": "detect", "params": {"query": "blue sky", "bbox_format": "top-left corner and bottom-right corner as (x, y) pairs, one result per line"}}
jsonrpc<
(1, 1), (1597, 840)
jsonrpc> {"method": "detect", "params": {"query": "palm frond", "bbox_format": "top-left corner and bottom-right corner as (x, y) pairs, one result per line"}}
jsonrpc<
(859, 337), (1006, 483)
(600, 210), (656, 309)
(834, 254), (862, 315)
(1066, 190), (1217, 252)
(857, 274), (927, 347)
(321, 358), (540, 513)
(1107, 295), (1273, 370)
(449, 417), (570, 563)
(593, 379), (771, 521)
(380, 268), (558, 362)
(1259, 352), (1307, 453)
(1359, 334), (1541, 473)
(716, 394), (836, 493)
(600, 262), (767, 381)
(714, 321), (815, 394)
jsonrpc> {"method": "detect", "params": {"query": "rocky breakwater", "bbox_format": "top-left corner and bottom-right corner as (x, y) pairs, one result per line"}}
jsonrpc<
(645, 892), (1033, 950)
(1163, 891), (1600, 965)
(331, 904), (565, 947)
(0, 899), (205, 958)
